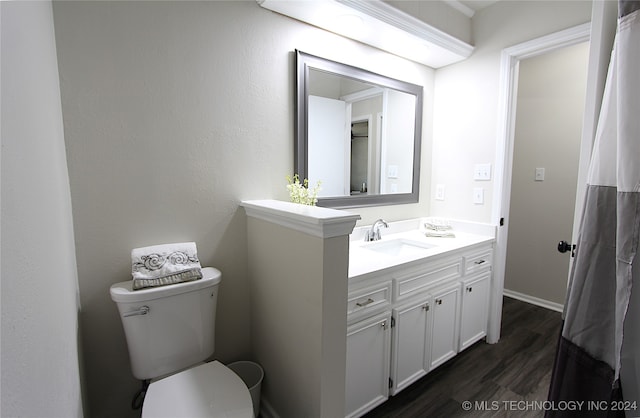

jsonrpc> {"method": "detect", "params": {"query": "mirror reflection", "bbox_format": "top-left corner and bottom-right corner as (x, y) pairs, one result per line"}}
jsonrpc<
(296, 51), (423, 208)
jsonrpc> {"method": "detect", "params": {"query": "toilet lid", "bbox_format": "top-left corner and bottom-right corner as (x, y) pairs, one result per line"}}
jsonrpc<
(142, 361), (254, 418)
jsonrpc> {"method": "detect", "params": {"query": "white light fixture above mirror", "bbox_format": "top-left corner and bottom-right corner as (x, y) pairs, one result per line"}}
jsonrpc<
(257, 0), (474, 68)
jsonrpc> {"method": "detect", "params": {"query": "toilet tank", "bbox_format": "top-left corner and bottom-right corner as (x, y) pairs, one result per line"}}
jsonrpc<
(110, 267), (222, 380)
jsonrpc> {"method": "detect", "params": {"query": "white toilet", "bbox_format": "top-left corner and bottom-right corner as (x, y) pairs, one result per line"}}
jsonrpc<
(110, 267), (254, 417)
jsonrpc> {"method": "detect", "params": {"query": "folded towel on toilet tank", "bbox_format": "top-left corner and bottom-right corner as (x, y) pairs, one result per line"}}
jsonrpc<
(131, 242), (202, 290)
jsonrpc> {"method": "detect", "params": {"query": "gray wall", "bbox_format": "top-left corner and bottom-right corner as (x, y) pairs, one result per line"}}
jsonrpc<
(3, 0), (595, 416)
(505, 42), (589, 305)
(51, 1), (434, 416)
(1, 2), (84, 416)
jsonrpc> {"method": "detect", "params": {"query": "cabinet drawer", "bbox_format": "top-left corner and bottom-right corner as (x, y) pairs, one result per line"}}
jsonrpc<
(464, 248), (493, 275)
(348, 281), (392, 320)
(394, 258), (462, 302)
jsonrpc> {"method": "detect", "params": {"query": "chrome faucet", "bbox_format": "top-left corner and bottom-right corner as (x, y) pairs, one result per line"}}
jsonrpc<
(365, 219), (389, 242)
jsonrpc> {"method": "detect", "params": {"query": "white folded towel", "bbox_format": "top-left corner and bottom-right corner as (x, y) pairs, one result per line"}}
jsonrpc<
(424, 218), (455, 237)
(424, 218), (452, 231)
(425, 230), (456, 238)
(131, 242), (202, 290)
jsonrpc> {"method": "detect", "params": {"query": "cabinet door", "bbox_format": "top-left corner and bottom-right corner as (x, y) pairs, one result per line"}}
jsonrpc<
(345, 311), (392, 418)
(430, 284), (460, 369)
(459, 272), (490, 351)
(390, 298), (430, 395)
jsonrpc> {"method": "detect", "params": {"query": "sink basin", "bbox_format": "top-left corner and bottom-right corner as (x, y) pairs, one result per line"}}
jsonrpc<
(361, 238), (437, 257)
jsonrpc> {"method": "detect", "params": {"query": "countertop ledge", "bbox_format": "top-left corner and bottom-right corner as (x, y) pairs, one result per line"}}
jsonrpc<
(349, 219), (496, 278)
(241, 199), (361, 238)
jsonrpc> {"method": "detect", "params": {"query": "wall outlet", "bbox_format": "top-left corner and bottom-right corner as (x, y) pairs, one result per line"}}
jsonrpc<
(435, 184), (445, 201)
(474, 163), (491, 181)
(473, 187), (484, 204)
(387, 165), (398, 179)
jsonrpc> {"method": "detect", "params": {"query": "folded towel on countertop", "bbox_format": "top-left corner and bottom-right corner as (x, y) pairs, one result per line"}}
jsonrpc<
(424, 218), (455, 237)
(425, 230), (456, 238)
(424, 218), (452, 231)
(131, 242), (202, 290)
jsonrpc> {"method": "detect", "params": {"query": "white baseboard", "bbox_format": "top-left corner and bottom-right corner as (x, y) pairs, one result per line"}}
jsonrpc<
(503, 289), (564, 313)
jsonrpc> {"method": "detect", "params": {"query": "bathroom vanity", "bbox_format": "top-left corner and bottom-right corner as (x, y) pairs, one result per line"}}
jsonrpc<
(346, 219), (495, 418)
(241, 201), (497, 418)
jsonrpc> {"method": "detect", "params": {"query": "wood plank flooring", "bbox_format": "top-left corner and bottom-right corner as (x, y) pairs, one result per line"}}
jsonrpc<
(363, 297), (562, 418)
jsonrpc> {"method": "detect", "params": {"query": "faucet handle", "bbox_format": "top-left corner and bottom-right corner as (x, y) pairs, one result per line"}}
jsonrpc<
(364, 230), (374, 242)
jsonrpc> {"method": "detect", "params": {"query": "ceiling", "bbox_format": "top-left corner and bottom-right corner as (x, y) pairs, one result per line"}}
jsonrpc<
(455, 0), (501, 16)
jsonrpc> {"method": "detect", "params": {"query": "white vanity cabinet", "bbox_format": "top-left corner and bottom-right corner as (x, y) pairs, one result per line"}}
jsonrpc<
(459, 272), (491, 351)
(345, 311), (392, 418)
(459, 247), (492, 352)
(390, 297), (431, 395)
(347, 232), (495, 418)
(429, 283), (461, 369)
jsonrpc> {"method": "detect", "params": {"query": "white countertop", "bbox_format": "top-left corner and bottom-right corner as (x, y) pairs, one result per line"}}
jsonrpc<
(349, 219), (495, 278)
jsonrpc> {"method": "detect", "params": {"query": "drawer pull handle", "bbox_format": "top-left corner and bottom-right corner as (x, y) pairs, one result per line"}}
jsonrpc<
(356, 298), (375, 307)
(474, 260), (486, 265)
(467, 287), (473, 293)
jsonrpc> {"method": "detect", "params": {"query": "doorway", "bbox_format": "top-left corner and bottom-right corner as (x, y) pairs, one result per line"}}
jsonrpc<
(504, 41), (590, 309)
(351, 120), (370, 194)
(488, 23), (591, 343)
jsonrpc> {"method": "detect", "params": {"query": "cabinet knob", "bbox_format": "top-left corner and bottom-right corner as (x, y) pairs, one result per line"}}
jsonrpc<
(422, 304), (429, 311)
(436, 299), (442, 305)
(467, 287), (473, 293)
(381, 321), (388, 330)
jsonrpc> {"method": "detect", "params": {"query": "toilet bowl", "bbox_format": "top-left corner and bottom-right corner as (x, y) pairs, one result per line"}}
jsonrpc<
(142, 361), (253, 417)
(110, 267), (253, 417)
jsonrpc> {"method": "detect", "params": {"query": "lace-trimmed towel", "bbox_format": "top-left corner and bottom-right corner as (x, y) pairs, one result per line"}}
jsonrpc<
(131, 242), (202, 290)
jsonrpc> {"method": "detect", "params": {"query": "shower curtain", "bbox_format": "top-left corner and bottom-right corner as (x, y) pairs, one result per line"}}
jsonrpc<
(547, 1), (640, 416)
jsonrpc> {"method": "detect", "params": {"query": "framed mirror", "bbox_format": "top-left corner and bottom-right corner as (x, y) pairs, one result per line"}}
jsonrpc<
(295, 50), (423, 208)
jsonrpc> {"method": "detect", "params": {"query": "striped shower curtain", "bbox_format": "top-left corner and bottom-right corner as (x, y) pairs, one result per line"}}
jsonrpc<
(547, 1), (640, 416)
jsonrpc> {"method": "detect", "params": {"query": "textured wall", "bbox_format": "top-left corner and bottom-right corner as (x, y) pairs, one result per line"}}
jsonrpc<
(51, 1), (434, 416)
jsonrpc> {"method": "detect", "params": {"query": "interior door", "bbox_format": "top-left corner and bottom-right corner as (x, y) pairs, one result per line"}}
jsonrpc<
(308, 95), (349, 197)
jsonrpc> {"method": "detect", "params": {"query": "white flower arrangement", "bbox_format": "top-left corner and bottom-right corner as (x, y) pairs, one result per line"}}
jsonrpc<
(286, 174), (321, 206)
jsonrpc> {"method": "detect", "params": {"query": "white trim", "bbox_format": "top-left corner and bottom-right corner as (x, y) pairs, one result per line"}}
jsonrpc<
(258, 0), (473, 68)
(503, 289), (564, 313)
(340, 86), (383, 103)
(445, 0), (476, 19)
(490, 22), (591, 344)
(241, 199), (361, 238)
(337, 0), (474, 57)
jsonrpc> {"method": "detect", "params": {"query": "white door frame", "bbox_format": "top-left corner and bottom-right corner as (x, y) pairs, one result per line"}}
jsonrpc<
(488, 23), (591, 343)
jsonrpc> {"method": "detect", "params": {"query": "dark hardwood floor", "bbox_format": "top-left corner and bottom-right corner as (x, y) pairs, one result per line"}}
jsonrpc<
(363, 297), (562, 418)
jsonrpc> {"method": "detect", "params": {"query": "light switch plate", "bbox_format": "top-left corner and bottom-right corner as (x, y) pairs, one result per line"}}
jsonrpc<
(436, 184), (445, 201)
(535, 167), (545, 181)
(474, 163), (491, 181)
